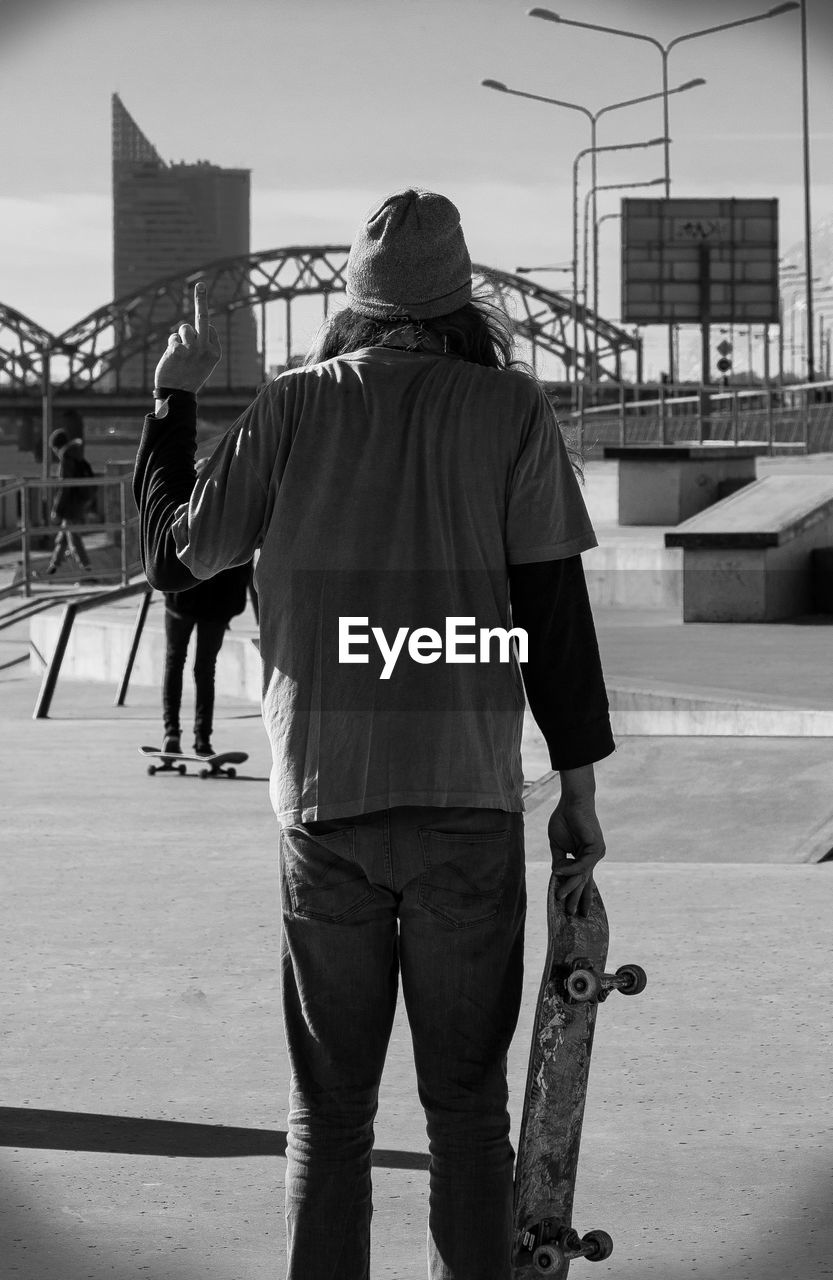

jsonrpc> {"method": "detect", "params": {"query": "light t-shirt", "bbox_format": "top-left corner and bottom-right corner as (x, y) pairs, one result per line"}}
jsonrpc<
(170, 347), (597, 823)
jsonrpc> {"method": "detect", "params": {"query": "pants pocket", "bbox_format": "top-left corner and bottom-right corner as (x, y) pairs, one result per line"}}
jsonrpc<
(417, 825), (511, 928)
(280, 825), (374, 923)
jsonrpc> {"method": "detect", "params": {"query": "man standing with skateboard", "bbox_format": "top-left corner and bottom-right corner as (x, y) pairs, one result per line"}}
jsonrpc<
(134, 189), (614, 1280)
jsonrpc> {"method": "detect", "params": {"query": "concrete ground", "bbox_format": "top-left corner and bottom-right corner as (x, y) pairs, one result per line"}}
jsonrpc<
(2, 630), (833, 1278)
(595, 606), (833, 711)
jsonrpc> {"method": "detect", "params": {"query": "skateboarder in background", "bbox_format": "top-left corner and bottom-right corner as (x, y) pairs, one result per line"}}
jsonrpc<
(134, 189), (615, 1280)
(160, 560), (252, 756)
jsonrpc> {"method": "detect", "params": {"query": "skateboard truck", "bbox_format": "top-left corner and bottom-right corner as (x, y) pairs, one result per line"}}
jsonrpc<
(564, 959), (647, 1004)
(517, 1220), (613, 1272)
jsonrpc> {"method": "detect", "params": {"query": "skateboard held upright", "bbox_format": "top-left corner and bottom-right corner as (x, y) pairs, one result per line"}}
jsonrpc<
(512, 874), (646, 1278)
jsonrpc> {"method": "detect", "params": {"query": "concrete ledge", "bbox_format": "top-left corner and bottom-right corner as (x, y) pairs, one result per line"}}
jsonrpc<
(665, 474), (833, 548)
(665, 475), (833, 621)
(604, 446), (767, 461)
(603, 445), (763, 526)
(608, 680), (833, 737)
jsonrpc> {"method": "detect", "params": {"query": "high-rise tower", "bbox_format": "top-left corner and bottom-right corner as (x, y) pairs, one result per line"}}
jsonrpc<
(112, 94), (260, 388)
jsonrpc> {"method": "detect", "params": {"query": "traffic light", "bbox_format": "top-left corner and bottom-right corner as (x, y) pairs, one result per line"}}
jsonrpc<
(715, 339), (733, 378)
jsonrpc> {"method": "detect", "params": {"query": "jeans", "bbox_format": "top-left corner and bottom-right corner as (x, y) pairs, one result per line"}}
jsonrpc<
(162, 610), (228, 742)
(48, 521), (90, 570)
(279, 805), (527, 1280)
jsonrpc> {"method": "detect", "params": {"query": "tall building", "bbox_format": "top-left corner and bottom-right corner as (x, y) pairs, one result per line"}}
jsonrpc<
(112, 93), (260, 389)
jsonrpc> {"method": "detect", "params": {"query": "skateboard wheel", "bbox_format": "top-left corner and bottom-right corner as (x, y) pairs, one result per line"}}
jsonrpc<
(199, 768), (209, 779)
(583, 1229), (613, 1261)
(532, 1243), (563, 1273)
(615, 964), (647, 995)
(566, 968), (600, 1002)
(226, 766), (236, 779)
(147, 765), (156, 776)
(178, 763), (187, 775)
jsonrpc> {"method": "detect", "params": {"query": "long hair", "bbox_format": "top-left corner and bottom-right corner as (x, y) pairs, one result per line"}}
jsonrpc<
(303, 290), (583, 474)
(304, 292), (513, 369)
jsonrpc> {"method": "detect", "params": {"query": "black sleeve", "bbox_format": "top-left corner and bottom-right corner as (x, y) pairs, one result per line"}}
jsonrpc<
(133, 392), (201, 591)
(508, 555), (615, 771)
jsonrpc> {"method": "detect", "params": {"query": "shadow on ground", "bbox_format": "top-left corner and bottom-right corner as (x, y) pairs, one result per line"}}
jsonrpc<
(0, 1105), (430, 1169)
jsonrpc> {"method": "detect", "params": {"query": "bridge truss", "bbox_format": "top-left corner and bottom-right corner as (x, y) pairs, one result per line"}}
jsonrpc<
(0, 303), (60, 389)
(0, 246), (640, 396)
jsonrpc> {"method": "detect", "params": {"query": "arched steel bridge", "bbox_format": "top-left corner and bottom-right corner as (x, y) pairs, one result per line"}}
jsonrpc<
(0, 246), (640, 399)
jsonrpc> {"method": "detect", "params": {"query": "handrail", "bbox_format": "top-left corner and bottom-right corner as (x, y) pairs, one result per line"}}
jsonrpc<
(561, 376), (833, 455)
(0, 593), (97, 632)
(568, 377), (833, 419)
(32, 578), (153, 719)
(0, 471), (141, 599)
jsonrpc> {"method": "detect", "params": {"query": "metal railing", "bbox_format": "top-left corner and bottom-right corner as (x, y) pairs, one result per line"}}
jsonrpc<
(32, 579), (153, 719)
(0, 469), (141, 599)
(565, 377), (833, 456)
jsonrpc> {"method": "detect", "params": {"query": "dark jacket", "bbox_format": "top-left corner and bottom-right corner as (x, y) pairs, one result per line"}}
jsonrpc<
(164, 562), (252, 622)
(52, 440), (94, 522)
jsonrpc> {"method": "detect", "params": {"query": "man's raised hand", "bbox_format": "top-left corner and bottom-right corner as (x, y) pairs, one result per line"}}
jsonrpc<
(153, 281), (222, 395)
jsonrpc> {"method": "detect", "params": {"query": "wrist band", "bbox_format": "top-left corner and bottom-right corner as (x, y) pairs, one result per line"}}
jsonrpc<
(153, 386), (197, 402)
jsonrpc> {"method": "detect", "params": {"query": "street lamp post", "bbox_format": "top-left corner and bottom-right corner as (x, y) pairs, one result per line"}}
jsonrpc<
(799, 0), (815, 381)
(481, 78), (702, 393)
(40, 342), (52, 485)
(583, 178), (666, 372)
(570, 137), (667, 385)
(781, 267), (822, 378)
(594, 211), (633, 378)
(529, 3), (800, 383)
(813, 287), (833, 381)
(783, 259), (808, 378)
(528, 3), (798, 193)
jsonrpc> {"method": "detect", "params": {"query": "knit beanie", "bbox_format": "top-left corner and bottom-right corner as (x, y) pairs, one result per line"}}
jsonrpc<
(346, 189), (472, 320)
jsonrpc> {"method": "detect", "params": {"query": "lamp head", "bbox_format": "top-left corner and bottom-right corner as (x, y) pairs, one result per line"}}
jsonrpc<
(481, 78), (508, 92)
(527, 7), (561, 22)
(767, 3), (799, 15)
(678, 77), (707, 90)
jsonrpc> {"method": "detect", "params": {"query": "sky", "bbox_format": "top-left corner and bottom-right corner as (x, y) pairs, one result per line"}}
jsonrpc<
(2, 0), (832, 376)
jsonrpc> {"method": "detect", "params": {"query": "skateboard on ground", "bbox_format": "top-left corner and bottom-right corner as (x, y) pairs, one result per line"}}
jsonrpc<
(139, 746), (248, 779)
(512, 874), (647, 1278)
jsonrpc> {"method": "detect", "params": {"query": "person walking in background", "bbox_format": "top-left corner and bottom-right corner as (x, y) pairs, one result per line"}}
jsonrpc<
(161, 561), (252, 756)
(45, 425), (94, 576)
(134, 189), (614, 1280)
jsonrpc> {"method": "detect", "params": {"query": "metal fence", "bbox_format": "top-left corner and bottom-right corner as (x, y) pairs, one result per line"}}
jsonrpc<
(565, 378), (833, 456)
(0, 468), (141, 599)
